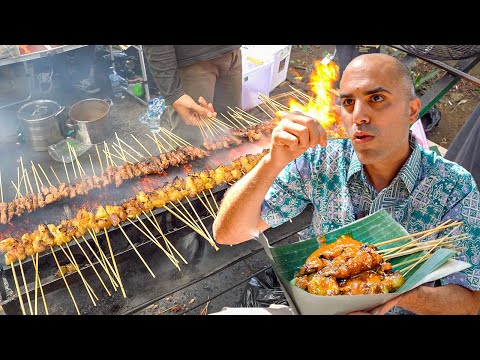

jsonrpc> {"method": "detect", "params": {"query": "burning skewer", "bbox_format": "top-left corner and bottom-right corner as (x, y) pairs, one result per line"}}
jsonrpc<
(50, 246), (81, 314)
(11, 263), (26, 315)
(18, 258), (33, 315)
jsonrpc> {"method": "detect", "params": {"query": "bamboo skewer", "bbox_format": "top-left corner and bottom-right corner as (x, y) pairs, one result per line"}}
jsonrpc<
(221, 113), (245, 129)
(104, 228), (127, 298)
(148, 210), (188, 265)
(162, 204), (212, 244)
(31, 162), (44, 190)
(32, 254), (38, 314)
(67, 143), (78, 179)
(165, 129), (192, 146)
(37, 163), (53, 187)
(208, 189), (220, 211)
(197, 192), (217, 219)
(169, 201), (205, 235)
(117, 137), (147, 160)
(155, 130), (178, 150)
(375, 220), (462, 248)
(113, 142), (139, 163)
(30, 165), (40, 194)
(71, 146), (86, 177)
(59, 244), (98, 306)
(104, 149), (132, 164)
(87, 230), (122, 288)
(131, 134), (153, 157)
(11, 263), (26, 315)
(0, 170), (3, 202)
(19, 157), (28, 195)
(50, 166), (61, 186)
(95, 144), (104, 174)
(64, 243), (99, 300)
(15, 167), (22, 198)
(117, 225), (156, 278)
(185, 197), (217, 249)
(11, 181), (22, 199)
(115, 132), (127, 163)
(62, 156), (71, 184)
(147, 133), (167, 153)
(128, 217), (180, 268)
(72, 237), (112, 296)
(81, 235), (119, 290)
(32, 253), (48, 315)
(50, 246), (80, 314)
(18, 259), (33, 315)
(88, 154), (96, 177)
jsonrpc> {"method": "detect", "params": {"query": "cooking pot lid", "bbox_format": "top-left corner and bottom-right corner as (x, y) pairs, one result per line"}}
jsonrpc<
(18, 100), (62, 121)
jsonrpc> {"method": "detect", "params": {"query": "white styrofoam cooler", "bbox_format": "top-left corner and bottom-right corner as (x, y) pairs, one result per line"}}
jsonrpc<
(241, 55), (273, 111)
(241, 45), (292, 91)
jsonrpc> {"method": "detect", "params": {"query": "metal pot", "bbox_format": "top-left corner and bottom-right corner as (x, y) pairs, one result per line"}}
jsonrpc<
(17, 100), (65, 151)
(67, 98), (113, 145)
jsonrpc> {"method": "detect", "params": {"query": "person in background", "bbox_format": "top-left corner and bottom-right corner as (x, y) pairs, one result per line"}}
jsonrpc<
(212, 53), (480, 315)
(143, 45), (242, 146)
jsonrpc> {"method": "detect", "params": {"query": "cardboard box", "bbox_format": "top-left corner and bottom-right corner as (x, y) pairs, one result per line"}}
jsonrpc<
(241, 56), (273, 111)
(241, 45), (292, 91)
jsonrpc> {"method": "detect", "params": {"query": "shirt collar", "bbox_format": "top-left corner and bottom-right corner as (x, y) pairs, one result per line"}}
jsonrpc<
(347, 133), (422, 193)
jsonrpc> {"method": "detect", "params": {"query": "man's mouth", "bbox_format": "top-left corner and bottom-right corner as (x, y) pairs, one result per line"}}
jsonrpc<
(352, 132), (374, 144)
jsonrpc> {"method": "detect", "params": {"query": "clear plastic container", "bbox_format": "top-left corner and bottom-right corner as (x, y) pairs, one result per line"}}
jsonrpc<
(48, 137), (92, 163)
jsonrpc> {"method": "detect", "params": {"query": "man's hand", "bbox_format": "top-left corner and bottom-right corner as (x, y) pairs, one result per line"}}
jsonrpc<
(173, 94), (217, 126)
(269, 112), (327, 169)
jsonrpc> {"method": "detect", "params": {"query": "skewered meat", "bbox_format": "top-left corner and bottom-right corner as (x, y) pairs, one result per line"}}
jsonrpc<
(294, 234), (405, 295)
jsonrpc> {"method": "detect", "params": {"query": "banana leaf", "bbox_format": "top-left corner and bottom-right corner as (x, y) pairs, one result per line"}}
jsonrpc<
(257, 209), (471, 314)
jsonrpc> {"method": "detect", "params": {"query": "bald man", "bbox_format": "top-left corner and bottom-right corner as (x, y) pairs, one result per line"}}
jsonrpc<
(213, 53), (480, 315)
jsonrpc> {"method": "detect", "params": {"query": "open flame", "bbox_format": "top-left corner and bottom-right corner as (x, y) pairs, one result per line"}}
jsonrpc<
(288, 57), (341, 132)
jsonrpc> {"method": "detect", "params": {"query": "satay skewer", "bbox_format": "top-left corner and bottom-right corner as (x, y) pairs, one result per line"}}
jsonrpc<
(222, 112), (247, 129)
(62, 156), (71, 184)
(155, 130), (177, 150)
(198, 123), (208, 141)
(196, 192), (217, 219)
(201, 191), (217, 218)
(19, 157), (29, 196)
(234, 107), (264, 124)
(162, 204), (212, 244)
(131, 134), (153, 157)
(30, 162), (45, 190)
(11, 181), (22, 199)
(70, 146), (86, 178)
(32, 254), (38, 315)
(64, 243), (100, 300)
(10, 263), (26, 315)
(112, 143), (139, 163)
(104, 228), (127, 298)
(18, 259), (33, 315)
(15, 167), (22, 198)
(30, 165), (41, 194)
(147, 133), (166, 154)
(50, 246), (81, 315)
(115, 132), (127, 164)
(72, 237), (112, 296)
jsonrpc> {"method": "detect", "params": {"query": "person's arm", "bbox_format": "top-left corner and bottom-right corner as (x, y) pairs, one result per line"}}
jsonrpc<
(143, 46), (215, 125)
(213, 112), (327, 245)
(353, 284), (480, 315)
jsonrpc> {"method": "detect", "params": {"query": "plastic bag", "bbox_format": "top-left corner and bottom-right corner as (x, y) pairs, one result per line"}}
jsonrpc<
(241, 268), (288, 307)
(421, 105), (442, 133)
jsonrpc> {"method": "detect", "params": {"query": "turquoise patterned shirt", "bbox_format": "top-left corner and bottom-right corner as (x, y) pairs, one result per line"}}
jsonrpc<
(261, 134), (480, 292)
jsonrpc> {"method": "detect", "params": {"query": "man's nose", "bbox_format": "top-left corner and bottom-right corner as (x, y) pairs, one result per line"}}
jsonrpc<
(353, 101), (370, 125)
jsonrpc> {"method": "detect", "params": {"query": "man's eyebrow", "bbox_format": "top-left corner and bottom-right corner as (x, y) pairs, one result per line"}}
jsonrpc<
(339, 87), (392, 98)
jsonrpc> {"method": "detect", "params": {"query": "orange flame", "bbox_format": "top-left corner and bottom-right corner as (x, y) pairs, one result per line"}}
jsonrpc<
(288, 57), (340, 131)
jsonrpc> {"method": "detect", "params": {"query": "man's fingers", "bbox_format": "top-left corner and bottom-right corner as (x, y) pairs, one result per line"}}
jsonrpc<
(278, 121), (310, 150)
(278, 112), (327, 147)
(273, 131), (299, 151)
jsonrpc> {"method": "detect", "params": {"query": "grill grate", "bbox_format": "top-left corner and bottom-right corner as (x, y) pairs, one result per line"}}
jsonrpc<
(401, 45), (480, 61)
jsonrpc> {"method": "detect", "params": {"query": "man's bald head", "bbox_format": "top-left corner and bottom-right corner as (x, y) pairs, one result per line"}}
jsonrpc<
(341, 53), (416, 101)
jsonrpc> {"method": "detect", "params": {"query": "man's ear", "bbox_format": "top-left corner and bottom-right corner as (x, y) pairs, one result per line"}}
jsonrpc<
(409, 97), (421, 125)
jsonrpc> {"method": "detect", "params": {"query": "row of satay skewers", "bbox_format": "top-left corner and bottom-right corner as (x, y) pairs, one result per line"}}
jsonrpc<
(1, 148), (268, 315)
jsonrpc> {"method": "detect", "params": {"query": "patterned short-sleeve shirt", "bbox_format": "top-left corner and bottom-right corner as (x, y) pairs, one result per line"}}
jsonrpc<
(261, 134), (480, 292)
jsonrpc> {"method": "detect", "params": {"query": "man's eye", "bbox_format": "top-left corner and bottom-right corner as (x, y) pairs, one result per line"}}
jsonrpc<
(342, 99), (353, 106)
(371, 94), (384, 102)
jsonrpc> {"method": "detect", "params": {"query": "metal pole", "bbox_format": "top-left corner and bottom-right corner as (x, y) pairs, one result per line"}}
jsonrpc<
(135, 45), (151, 101)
